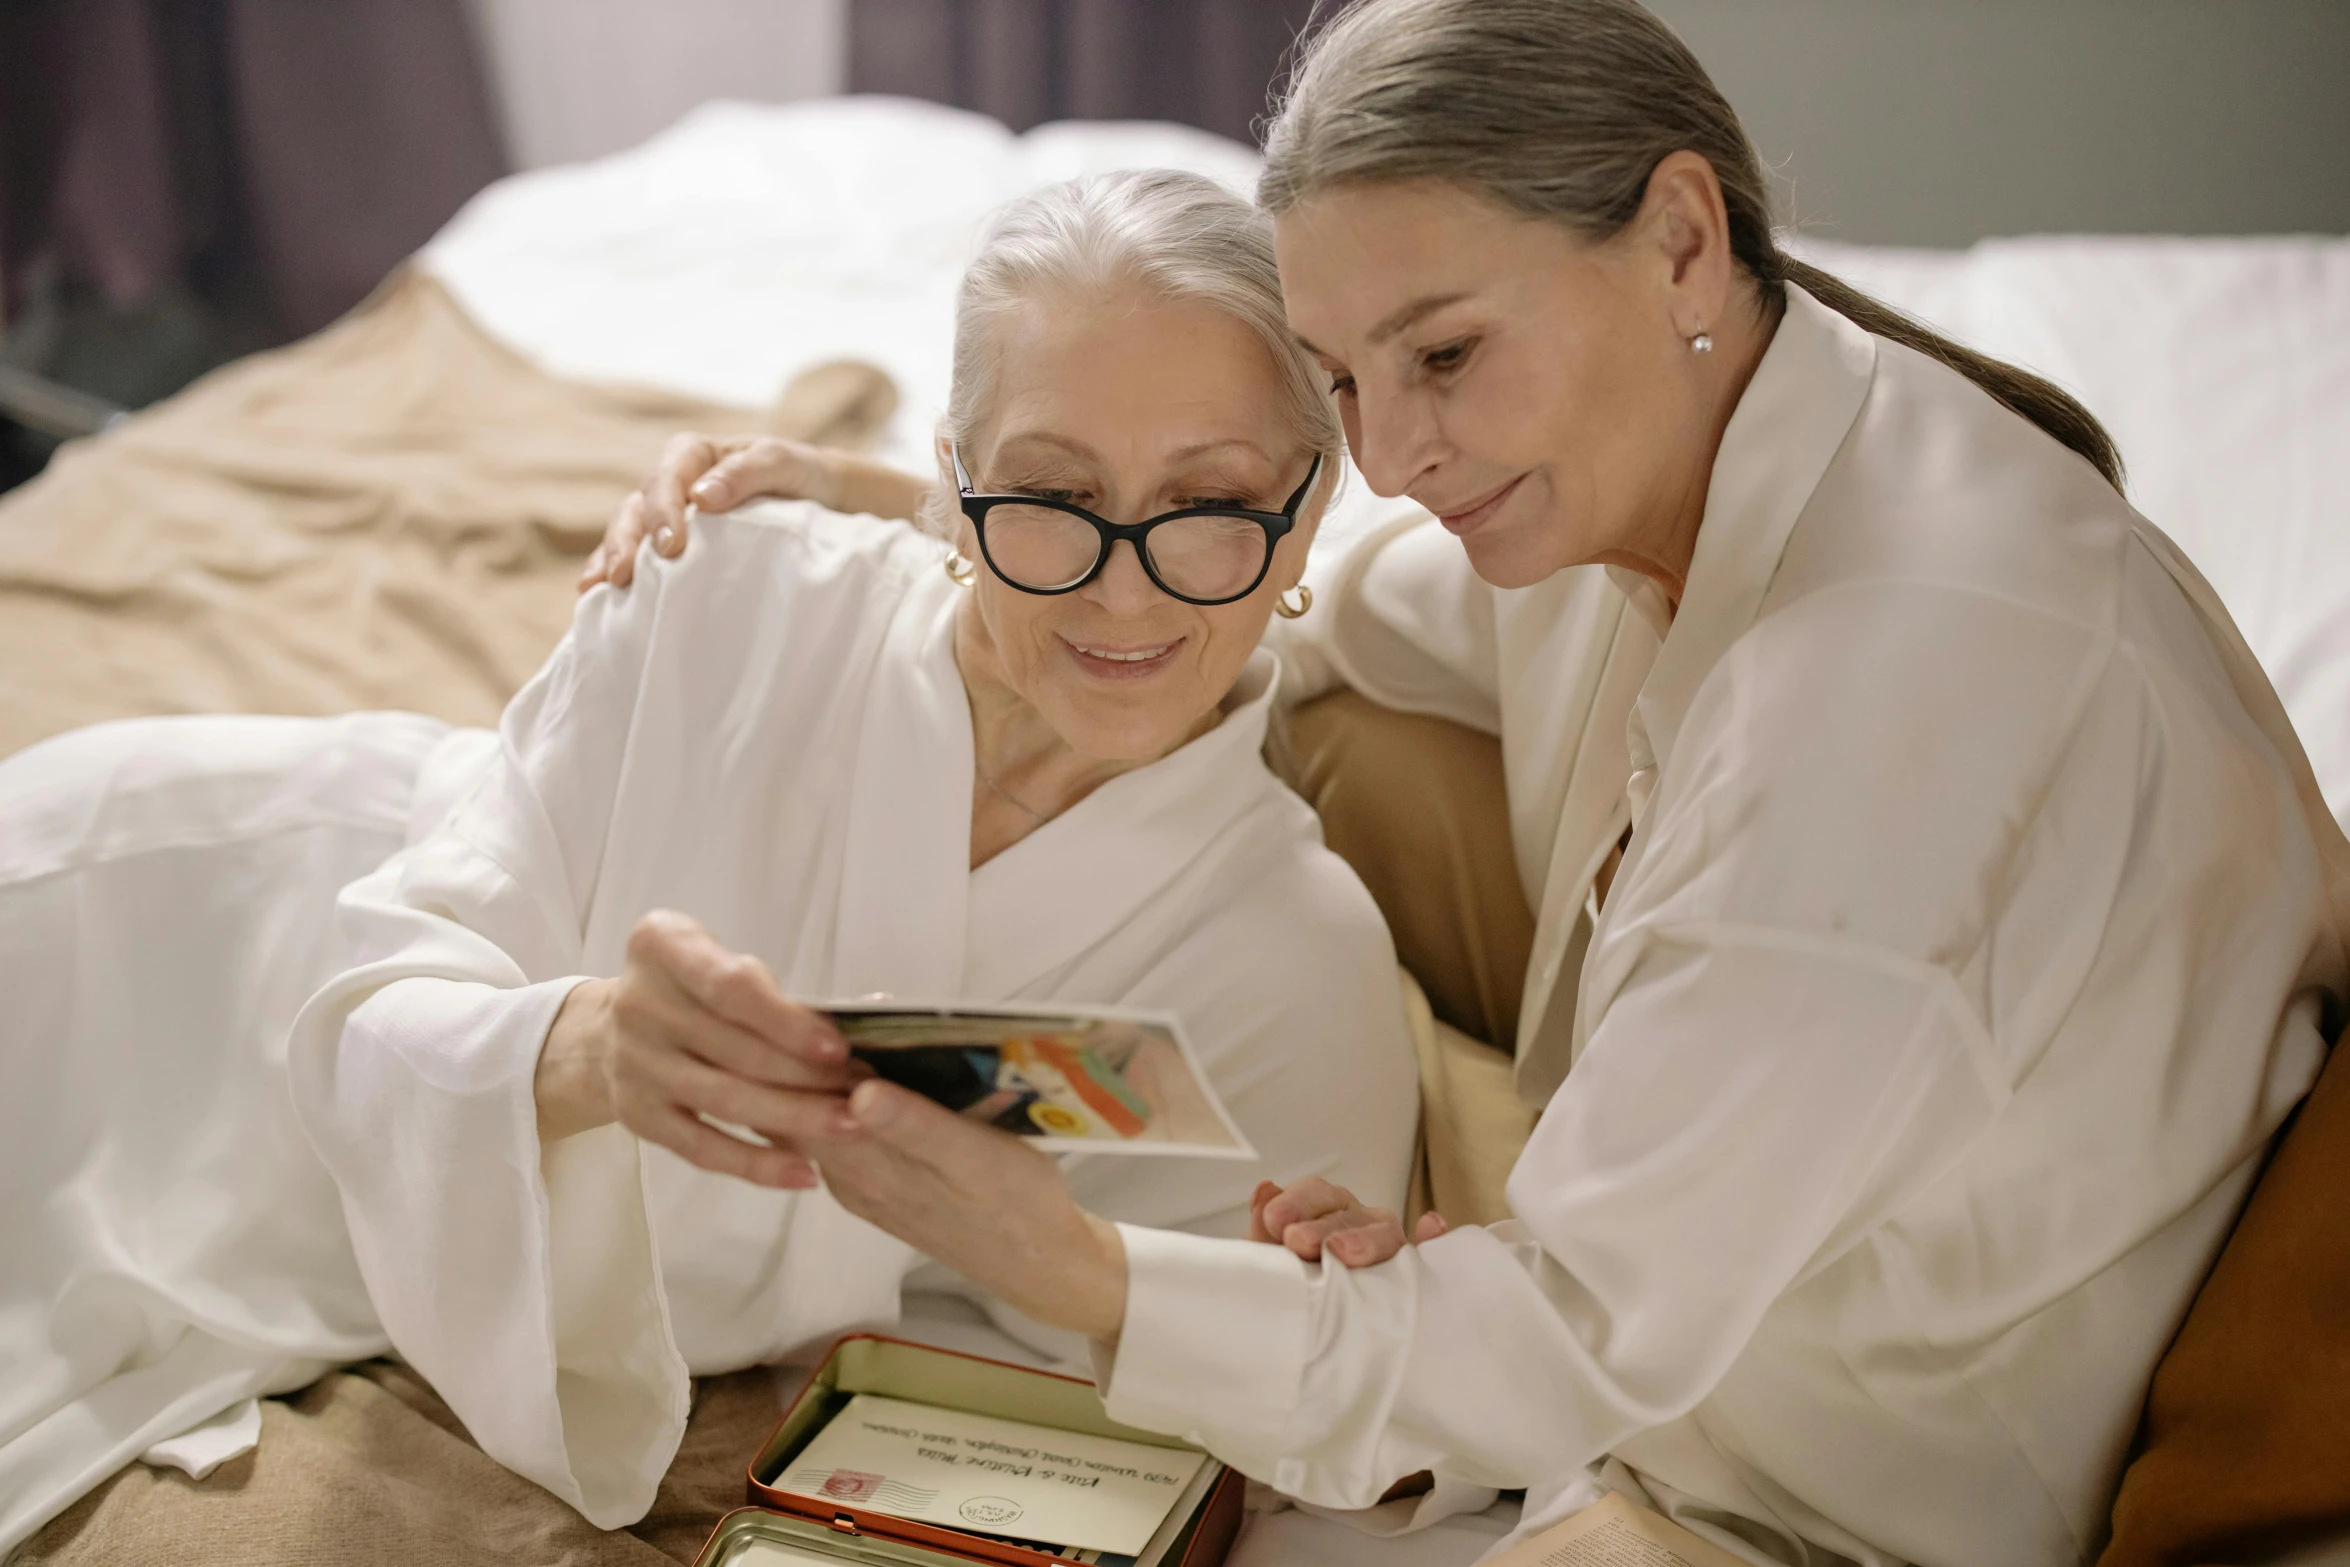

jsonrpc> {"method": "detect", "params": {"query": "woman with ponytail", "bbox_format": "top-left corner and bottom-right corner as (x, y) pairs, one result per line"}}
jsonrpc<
(617, 2), (2349, 1560)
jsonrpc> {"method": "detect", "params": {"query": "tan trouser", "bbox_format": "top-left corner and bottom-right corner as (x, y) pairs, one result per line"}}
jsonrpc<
(1282, 691), (1542, 1229)
(1280, 690), (1532, 1052)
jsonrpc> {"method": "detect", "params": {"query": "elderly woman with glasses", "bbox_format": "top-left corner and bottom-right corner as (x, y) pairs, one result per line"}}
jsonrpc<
(0, 169), (1417, 1553)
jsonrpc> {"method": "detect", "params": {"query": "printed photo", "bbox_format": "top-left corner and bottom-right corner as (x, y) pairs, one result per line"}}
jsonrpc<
(822, 1004), (1253, 1158)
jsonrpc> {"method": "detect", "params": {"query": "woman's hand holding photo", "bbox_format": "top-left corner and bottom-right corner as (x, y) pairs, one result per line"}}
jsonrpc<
(535, 907), (868, 1188)
(809, 1078), (1132, 1342)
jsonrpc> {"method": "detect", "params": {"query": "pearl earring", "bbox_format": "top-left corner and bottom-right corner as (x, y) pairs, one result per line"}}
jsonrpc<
(1690, 332), (1714, 355)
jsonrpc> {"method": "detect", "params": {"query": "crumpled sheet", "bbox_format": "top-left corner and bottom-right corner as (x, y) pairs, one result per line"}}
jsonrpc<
(0, 267), (893, 761)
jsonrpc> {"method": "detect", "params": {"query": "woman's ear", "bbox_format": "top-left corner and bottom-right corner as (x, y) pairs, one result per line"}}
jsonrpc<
(1637, 148), (1735, 339)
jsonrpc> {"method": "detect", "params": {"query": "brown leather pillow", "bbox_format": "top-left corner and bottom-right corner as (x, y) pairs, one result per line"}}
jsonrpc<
(2101, 1028), (2350, 1566)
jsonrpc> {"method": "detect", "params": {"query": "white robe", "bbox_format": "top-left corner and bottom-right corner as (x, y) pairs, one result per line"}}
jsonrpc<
(1107, 287), (2350, 1566)
(0, 504), (1419, 1551)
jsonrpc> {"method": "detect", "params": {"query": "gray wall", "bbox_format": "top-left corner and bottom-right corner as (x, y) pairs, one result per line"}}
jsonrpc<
(1645, 0), (2350, 245)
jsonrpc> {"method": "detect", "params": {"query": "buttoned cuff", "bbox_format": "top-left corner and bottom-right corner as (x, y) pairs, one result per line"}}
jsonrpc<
(1099, 1224), (1312, 1476)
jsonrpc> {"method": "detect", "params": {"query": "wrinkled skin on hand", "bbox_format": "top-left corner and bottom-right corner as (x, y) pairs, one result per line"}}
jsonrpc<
(536, 909), (869, 1187)
(801, 1087), (1457, 1344)
(1248, 1175), (1447, 1267)
(581, 431), (931, 590)
(807, 1079), (1132, 1339)
(581, 433), (839, 590)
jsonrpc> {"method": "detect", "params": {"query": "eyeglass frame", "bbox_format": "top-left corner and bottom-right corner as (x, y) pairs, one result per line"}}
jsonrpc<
(949, 443), (1324, 607)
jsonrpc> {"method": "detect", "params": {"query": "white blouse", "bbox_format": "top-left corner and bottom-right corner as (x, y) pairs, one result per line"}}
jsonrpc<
(1106, 288), (2350, 1566)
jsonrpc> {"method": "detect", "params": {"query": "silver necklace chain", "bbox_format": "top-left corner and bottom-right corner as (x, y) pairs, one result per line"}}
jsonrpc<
(977, 763), (1050, 823)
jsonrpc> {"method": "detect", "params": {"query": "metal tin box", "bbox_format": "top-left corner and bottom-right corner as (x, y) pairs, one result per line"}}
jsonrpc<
(693, 1335), (1242, 1567)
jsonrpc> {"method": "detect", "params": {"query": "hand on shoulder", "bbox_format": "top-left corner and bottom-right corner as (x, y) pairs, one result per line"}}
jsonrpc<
(535, 908), (870, 1187)
(580, 431), (932, 591)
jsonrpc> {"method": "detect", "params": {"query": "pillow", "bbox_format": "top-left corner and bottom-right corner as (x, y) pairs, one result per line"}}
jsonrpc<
(2100, 1027), (2350, 1566)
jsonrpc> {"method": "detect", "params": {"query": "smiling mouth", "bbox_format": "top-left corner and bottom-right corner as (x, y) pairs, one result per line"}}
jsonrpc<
(1436, 474), (1524, 537)
(1063, 636), (1183, 678)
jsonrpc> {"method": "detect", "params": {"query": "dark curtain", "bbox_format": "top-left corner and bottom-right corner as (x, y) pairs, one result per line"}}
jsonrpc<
(0, 0), (506, 410)
(849, 0), (1325, 145)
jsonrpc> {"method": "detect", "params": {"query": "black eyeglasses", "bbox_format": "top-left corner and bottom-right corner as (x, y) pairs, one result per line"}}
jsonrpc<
(951, 445), (1323, 607)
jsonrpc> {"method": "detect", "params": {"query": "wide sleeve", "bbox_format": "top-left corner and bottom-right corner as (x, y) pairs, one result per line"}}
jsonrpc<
(1100, 927), (2000, 1512)
(1275, 507), (1504, 732)
(285, 561), (687, 1527)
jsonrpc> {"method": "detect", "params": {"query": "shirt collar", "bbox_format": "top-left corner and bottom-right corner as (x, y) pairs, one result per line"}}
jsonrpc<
(960, 643), (1283, 997)
(1629, 284), (1878, 789)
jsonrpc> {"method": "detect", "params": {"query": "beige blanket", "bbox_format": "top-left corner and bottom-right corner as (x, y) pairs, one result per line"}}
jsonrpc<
(17, 1362), (778, 1566)
(0, 269), (893, 757)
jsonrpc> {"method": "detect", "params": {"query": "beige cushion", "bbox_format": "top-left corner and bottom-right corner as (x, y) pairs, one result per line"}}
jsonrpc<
(1398, 968), (1539, 1229)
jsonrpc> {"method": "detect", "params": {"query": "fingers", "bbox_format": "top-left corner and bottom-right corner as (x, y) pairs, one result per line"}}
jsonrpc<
(1251, 1175), (1425, 1267)
(603, 433), (825, 596)
(638, 1103), (819, 1190)
(595, 908), (879, 1191)
(813, 1081), (994, 1227)
(581, 492), (651, 595)
(690, 438), (822, 514)
(1278, 1204), (1407, 1266)
(840, 1077), (988, 1158)
(834, 1079), (1055, 1190)
(626, 911), (852, 1082)
(613, 1041), (853, 1148)
(612, 493), (647, 585)
(644, 432), (723, 553)
(1258, 1176), (1356, 1239)
(1413, 1212), (1450, 1243)
(1247, 1179), (1285, 1244)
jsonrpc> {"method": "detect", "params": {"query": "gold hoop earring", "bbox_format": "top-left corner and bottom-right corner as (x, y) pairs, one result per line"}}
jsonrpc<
(943, 552), (978, 587)
(1274, 583), (1313, 619)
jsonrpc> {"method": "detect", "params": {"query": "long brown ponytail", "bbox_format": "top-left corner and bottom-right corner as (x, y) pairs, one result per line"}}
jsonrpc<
(1260, 0), (2124, 491)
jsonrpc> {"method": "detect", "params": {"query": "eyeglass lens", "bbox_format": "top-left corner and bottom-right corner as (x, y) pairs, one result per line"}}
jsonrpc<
(984, 505), (1269, 602)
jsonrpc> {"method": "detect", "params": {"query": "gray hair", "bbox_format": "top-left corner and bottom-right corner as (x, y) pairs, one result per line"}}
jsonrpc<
(922, 169), (1343, 538)
(1262, 0), (2123, 491)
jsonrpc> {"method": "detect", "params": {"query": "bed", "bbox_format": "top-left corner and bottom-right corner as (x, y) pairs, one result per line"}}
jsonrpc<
(6, 94), (2349, 1567)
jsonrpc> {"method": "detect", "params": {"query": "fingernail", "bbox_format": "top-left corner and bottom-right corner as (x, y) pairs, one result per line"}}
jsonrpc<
(655, 526), (677, 553)
(849, 1078), (892, 1125)
(691, 478), (720, 500)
